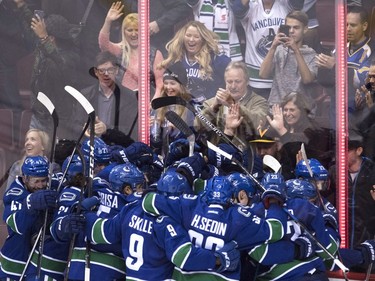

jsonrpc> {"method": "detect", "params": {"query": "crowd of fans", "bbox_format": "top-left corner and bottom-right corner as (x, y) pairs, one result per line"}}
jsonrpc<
(1, 0), (375, 280)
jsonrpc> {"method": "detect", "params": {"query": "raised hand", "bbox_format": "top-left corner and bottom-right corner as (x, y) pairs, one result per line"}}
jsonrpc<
(224, 103), (243, 136)
(215, 88), (234, 107)
(267, 104), (287, 136)
(106, 1), (124, 22)
(31, 16), (48, 39)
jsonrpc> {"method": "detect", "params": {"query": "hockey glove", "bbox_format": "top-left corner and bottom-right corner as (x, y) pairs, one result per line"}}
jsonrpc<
(176, 153), (205, 186)
(139, 163), (162, 185)
(152, 153), (164, 170)
(166, 138), (201, 166)
(125, 142), (154, 166)
(323, 213), (338, 231)
(111, 147), (129, 164)
(55, 213), (86, 241)
(80, 196), (100, 212)
(294, 234), (316, 260)
(261, 185), (286, 209)
(357, 240), (375, 267)
(25, 190), (58, 212)
(201, 164), (220, 180)
(214, 241), (240, 272)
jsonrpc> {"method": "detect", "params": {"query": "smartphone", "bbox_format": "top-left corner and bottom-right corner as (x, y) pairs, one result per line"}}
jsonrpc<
(34, 10), (45, 20)
(279, 24), (289, 37)
(365, 82), (372, 91)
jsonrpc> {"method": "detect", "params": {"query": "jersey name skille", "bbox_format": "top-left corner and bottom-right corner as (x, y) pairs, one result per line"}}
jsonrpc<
(87, 200), (218, 281)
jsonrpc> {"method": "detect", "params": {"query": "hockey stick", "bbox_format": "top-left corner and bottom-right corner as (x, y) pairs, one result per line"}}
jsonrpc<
(152, 96), (255, 172)
(64, 147), (87, 281)
(365, 236), (375, 281)
(207, 141), (350, 273)
(35, 92), (59, 279)
(263, 155), (281, 174)
(165, 111), (195, 157)
(65, 85), (95, 281)
(19, 226), (43, 280)
(152, 97), (242, 153)
(56, 118), (90, 193)
(206, 140), (262, 189)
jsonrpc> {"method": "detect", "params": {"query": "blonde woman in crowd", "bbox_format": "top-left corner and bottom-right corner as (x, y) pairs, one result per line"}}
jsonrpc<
(6, 129), (50, 190)
(160, 21), (231, 105)
(98, 2), (164, 98)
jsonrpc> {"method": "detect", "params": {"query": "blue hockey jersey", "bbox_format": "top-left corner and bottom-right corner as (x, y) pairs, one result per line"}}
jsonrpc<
(142, 193), (287, 280)
(86, 200), (224, 281)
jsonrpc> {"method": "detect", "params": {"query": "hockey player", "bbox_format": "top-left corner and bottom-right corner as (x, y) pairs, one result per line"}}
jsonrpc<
(84, 173), (240, 280)
(110, 141), (164, 184)
(51, 160), (148, 280)
(247, 176), (334, 280)
(295, 158), (329, 199)
(107, 162), (147, 201)
(142, 175), (288, 280)
(0, 156), (58, 280)
(286, 178), (375, 274)
(227, 172), (259, 206)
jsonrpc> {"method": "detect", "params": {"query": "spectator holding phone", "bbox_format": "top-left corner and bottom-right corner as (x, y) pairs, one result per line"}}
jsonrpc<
(12, 0), (79, 139)
(259, 10), (318, 110)
(230, 0), (304, 100)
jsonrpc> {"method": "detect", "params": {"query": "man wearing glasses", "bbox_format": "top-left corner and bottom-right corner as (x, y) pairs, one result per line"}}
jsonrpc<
(70, 51), (138, 141)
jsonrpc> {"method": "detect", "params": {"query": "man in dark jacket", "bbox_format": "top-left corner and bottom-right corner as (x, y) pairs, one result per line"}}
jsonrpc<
(327, 131), (375, 251)
(70, 51), (138, 141)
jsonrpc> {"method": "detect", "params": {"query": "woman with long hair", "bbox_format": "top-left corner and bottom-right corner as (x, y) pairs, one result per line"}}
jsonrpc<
(150, 62), (194, 155)
(98, 2), (164, 98)
(6, 129), (50, 190)
(160, 21), (231, 104)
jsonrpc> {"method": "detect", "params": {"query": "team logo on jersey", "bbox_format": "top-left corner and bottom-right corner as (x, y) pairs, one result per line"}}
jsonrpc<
(59, 192), (77, 202)
(256, 35), (274, 58)
(5, 187), (24, 197)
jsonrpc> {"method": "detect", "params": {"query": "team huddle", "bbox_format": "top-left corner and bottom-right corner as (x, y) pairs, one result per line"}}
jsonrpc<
(1, 136), (374, 281)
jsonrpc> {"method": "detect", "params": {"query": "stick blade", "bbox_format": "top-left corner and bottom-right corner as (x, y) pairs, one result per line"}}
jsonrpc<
(165, 111), (193, 137)
(65, 85), (95, 115)
(300, 143), (313, 177)
(37, 92), (59, 127)
(263, 155), (281, 173)
(151, 96), (186, 110)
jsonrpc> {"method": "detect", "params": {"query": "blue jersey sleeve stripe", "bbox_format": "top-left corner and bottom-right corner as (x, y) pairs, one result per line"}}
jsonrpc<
(171, 242), (192, 269)
(6, 213), (21, 235)
(266, 218), (284, 242)
(142, 193), (160, 216)
(248, 244), (268, 264)
(92, 218), (110, 244)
